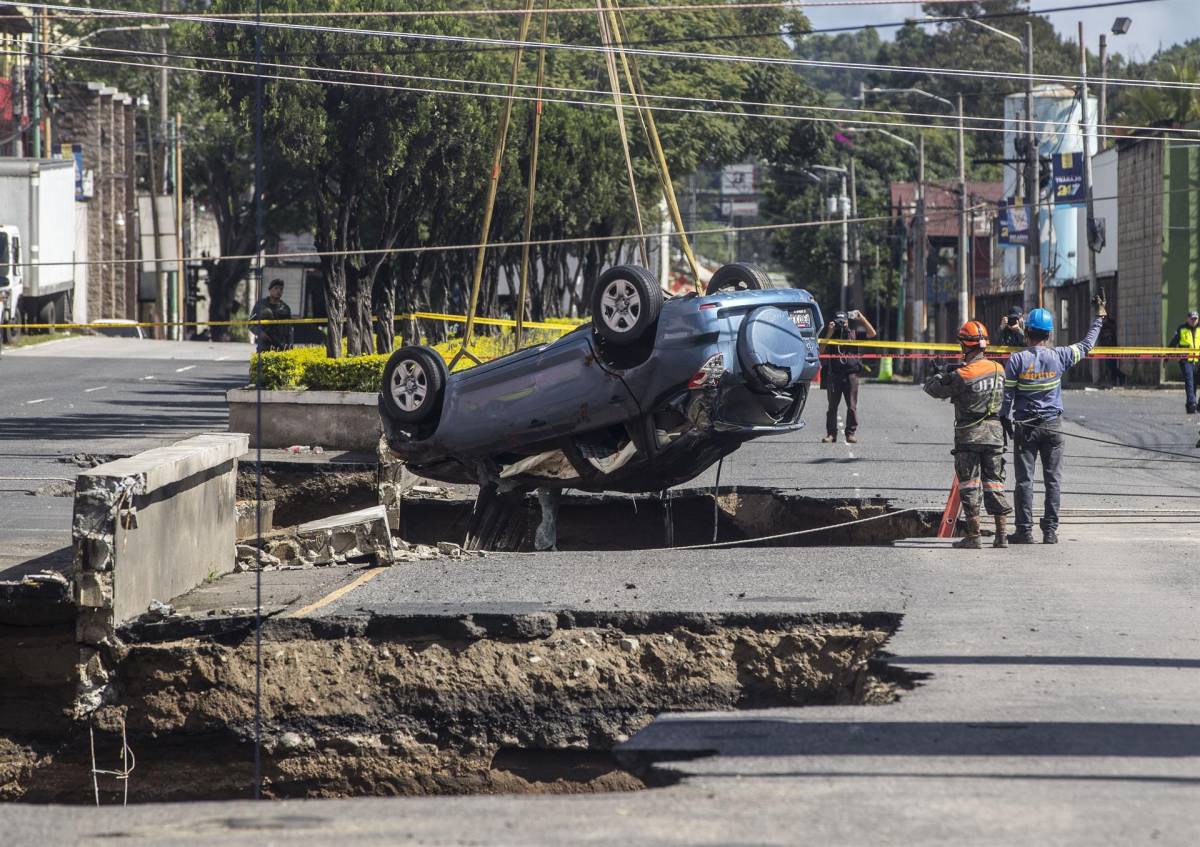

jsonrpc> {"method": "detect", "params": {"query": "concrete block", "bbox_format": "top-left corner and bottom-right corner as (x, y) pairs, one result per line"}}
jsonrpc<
(294, 505), (394, 566)
(72, 433), (247, 626)
(227, 389), (381, 451)
(235, 499), (275, 540)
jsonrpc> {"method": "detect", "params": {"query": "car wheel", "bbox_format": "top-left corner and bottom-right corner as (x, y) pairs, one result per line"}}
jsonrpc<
(706, 262), (774, 295)
(591, 265), (662, 346)
(381, 346), (446, 425)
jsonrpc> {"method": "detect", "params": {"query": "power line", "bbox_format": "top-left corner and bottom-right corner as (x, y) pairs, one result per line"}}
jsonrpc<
(33, 38), (1199, 140)
(11, 211), (910, 270)
(18, 47), (1199, 145)
(14, 0), (1200, 93)
(31, 0), (1161, 60)
(30, 0), (1129, 19)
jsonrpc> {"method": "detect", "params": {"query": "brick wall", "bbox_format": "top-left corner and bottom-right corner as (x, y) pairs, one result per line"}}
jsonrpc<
(57, 83), (138, 320)
(1116, 138), (1165, 384)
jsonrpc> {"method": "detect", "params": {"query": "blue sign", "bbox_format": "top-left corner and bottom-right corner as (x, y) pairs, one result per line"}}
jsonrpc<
(1052, 152), (1084, 206)
(998, 199), (1029, 248)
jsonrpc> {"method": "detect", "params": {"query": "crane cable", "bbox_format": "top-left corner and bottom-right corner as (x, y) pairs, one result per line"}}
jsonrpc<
(595, 0), (651, 266)
(515, 0), (551, 349)
(450, 0), (538, 370)
(606, 0), (701, 284)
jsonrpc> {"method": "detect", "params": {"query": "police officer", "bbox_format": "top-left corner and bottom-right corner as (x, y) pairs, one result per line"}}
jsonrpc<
(1000, 294), (1106, 544)
(999, 307), (1024, 348)
(1167, 310), (1200, 413)
(820, 309), (877, 444)
(250, 278), (294, 352)
(924, 321), (1012, 549)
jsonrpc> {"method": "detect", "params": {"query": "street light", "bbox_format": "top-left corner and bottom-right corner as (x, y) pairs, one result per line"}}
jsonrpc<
(1099, 17), (1132, 146)
(861, 85), (954, 111)
(50, 23), (169, 55)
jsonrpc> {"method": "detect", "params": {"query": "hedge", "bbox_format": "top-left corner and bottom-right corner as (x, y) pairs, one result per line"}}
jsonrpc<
(248, 327), (570, 391)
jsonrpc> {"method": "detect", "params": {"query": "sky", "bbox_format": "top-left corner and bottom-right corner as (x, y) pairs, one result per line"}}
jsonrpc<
(802, 0), (1200, 63)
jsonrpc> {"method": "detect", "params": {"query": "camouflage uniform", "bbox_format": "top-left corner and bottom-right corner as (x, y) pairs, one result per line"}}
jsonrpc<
(924, 357), (1011, 520)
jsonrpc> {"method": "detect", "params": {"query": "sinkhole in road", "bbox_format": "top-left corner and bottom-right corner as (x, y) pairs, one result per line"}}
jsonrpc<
(6, 611), (916, 803)
(400, 487), (939, 552)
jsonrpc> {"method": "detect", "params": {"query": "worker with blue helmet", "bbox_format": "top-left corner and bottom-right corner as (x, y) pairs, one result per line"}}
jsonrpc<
(999, 293), (1107, 544)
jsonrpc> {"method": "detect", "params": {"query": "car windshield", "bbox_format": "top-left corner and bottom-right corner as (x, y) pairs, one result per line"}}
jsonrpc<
(0, 232), (8, 266)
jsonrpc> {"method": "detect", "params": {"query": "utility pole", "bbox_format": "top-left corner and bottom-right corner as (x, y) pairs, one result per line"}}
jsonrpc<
(1080, 22), (1101, 385)
(914, 134), (927, 344)
(957, 93), (969, 324)
(849, 157), (860, 309)
(1024, 20), (1042, 310)
(159, 0), (170, 194)
(1098, 33), (1108, 150)
(839, 169), (849, 313)
(175, 112), (185, 341)
(30, 8), (41, 158)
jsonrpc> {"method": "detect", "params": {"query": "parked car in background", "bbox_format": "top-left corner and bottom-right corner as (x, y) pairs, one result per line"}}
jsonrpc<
(378, 263), (823, 494)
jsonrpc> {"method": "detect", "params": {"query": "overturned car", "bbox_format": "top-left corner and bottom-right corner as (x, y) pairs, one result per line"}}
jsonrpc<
(378, 263), (823, 494)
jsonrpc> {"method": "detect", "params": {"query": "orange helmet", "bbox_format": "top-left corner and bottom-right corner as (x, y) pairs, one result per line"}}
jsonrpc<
(957, 320), (989, 348)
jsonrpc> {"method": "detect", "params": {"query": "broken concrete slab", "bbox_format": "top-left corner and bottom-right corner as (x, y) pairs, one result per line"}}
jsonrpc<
(293, 505), (394, 567)
(69, 432), (248, 715)
(235, 499), (275, 540)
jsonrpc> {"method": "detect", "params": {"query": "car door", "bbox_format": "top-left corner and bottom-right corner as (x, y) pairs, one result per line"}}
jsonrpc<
(530, 333), (639, 439)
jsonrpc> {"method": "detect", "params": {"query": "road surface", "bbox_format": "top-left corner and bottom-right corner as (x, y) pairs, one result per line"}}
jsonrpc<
(0, 337), (252, 577)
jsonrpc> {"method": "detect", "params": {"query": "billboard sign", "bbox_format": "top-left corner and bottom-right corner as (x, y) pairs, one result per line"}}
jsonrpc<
(1052, 152), (1084, 206)
(997, 199), (1029, 247)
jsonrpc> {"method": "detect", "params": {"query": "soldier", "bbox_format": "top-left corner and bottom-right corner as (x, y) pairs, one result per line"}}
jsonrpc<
(924, 321), (1012, 549)
(250, 278), (294, 352)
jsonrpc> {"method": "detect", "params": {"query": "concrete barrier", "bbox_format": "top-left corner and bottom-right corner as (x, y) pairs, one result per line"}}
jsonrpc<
(227, 388), (381, 451)
(71, 432), (247, 711)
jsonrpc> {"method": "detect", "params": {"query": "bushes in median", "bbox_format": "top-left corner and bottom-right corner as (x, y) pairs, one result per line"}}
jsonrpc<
(247, 326), (572, 391)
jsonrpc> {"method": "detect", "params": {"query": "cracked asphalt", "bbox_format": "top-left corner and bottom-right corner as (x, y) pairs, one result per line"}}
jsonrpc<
(8, 377), (1200, 845)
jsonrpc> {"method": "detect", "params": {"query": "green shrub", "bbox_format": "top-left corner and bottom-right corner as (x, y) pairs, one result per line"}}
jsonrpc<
(248, 346), (329, 389)
(304, 355), (389, 392)
(247, 327), (573, 390)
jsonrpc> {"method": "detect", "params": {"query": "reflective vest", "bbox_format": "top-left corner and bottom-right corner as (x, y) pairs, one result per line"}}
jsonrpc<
(1178, 326), (1200, 363)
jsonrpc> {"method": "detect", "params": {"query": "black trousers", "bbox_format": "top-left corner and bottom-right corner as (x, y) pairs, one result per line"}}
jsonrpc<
(825, 374), (859, 436)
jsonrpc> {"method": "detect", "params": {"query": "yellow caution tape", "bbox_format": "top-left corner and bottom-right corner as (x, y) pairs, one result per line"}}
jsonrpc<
(0, 312), (1186, 358)
(0, 310), (584, 334)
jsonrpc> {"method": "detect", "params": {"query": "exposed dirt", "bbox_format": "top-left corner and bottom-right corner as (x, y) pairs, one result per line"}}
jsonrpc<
(237, 465), (379, 527)
(4, 614), (905, 803)
(400, 487), (938, 551)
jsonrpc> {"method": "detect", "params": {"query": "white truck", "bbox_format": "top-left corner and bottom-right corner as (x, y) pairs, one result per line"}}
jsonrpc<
(0, 159), (77, 340)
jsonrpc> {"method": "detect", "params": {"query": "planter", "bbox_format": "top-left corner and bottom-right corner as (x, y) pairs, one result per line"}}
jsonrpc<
(227, 388), (381, 451)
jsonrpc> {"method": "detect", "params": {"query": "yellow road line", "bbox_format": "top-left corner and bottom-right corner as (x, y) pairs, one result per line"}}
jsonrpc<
(285, 565), (389, 619)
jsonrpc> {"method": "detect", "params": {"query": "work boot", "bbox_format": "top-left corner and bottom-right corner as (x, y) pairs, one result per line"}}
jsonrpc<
(1043, 527), (1059, 544)
(845, 432), (858, 444)
(993, 516), (1009, 548)
(822, 434), (837, 443)
(1008, 528), (1037, 544)
(954, 518), (982, 549)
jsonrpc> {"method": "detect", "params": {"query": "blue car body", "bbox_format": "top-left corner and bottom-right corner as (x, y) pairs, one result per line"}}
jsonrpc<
(380, 286), (823, 493)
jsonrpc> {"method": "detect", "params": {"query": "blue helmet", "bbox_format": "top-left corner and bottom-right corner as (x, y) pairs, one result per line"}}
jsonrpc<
(1026, 308), (1054, 333)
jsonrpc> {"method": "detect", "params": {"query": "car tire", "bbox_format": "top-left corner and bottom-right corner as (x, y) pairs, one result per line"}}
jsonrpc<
(381, 346), (447, 426)
(706, 262), (774, 295)
(591, 265), (662, 346)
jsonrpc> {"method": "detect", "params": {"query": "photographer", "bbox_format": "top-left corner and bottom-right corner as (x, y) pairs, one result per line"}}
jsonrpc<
(820, 309), (877, 444)
(999, 307), (1025, 348)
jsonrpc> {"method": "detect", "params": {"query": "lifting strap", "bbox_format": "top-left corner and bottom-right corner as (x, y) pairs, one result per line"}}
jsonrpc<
(515, 0), (551, 350)
(604, 0), (701, 284)
(594, 0), (650, 267)
(451, 0), (537, 370)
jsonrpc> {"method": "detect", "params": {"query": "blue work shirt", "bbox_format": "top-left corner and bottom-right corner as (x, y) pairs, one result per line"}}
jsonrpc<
(1000, 317), (1103, 422)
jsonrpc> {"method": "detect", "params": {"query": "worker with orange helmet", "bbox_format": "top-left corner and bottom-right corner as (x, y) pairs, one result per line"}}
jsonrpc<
(924, 320), (1012, 549)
